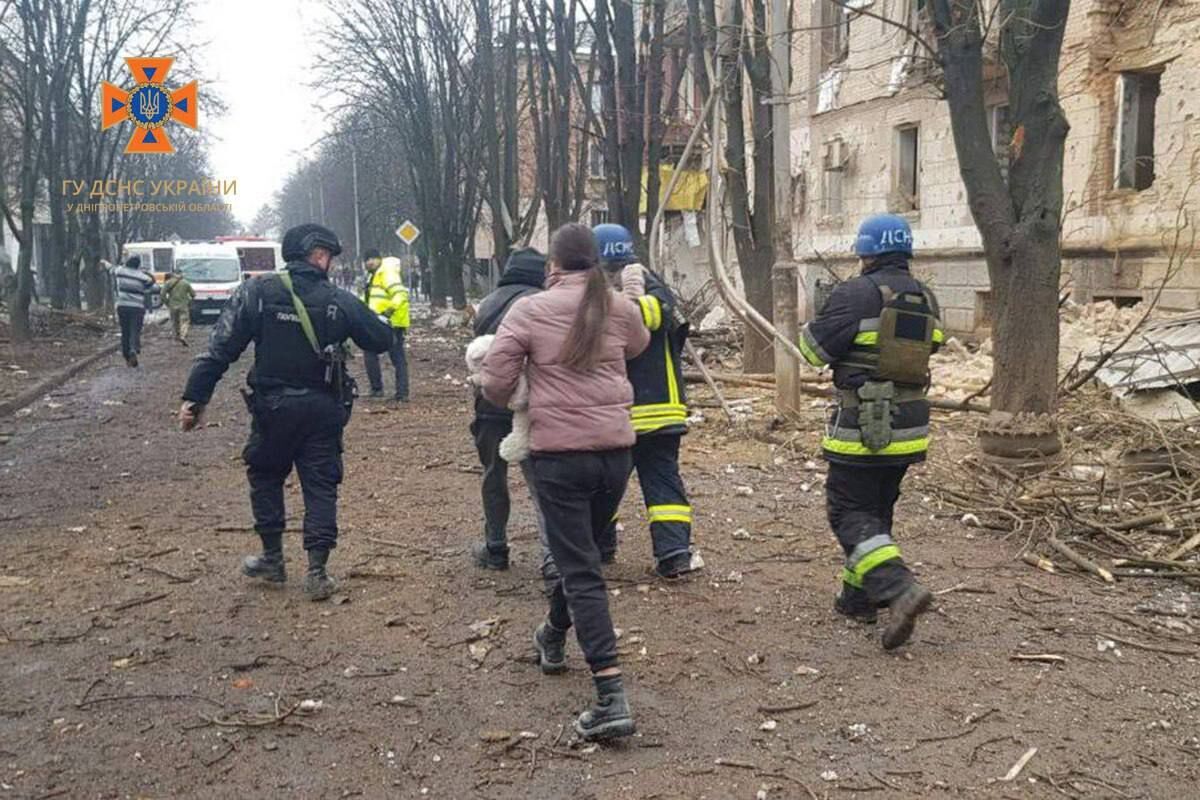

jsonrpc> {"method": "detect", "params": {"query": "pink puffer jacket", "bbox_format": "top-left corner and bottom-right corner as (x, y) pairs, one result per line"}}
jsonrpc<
(481, 270), (650, 453)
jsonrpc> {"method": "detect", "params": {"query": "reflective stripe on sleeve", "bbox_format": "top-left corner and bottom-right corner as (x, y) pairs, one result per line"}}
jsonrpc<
(638, 295), (663, 331)
(799, 325), (832, 367)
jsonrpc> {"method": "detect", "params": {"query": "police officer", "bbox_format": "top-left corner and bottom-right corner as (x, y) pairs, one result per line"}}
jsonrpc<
(798, 214), (944, 649)
(178, 224), (393, 600)
(593, 223), (697, 578)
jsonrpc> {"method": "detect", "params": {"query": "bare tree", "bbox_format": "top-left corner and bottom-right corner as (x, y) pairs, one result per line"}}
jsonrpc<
(331, 0), (481, 309)
(928, 0), (1071, 456)
(522, 0), (597, 232)
(709, 0), (779, 373)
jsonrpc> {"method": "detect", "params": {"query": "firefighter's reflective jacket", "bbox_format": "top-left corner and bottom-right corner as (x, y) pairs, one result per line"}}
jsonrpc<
(628, 268), (689, 436)
(798, 257), (944, 465)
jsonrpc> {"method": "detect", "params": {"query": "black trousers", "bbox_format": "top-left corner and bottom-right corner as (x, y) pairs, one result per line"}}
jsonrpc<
(243, 390), (347, 552)
(531, 449), (632, 673)
(471, 416), (546, 554)
(825, 462), (912, 605)
(364, 328), (409, 399)
(600, 433), (692, 565)
(117, 306), (145, 361)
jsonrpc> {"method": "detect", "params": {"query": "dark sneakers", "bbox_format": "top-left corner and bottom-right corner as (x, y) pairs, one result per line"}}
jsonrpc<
(534, 621), (567, 675)
(242, 554), (286, 583)
(472, 542), (510, 571)
(575, 676), (636, 741)
(654, 552), (694, 579)
(881, 583), (933, 650)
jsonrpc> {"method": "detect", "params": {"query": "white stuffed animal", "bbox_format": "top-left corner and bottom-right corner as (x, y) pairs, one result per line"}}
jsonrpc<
(465, 334), (531, 463)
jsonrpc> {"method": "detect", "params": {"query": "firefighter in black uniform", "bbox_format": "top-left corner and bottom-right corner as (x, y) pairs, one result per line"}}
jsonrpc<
(593, 224), (697, 578)
(179, 224), (393, 600)
(798, 213), (944, 649)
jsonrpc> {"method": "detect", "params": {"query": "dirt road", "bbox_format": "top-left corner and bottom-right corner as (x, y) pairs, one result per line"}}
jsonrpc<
(1, 320), (1197, 799)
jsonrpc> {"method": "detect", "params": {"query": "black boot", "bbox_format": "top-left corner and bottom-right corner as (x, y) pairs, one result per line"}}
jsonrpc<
(881, 583), (933, 650)
(303, 548), (337, 601)
(575, 674), (635, 741)
(534, 620), (568, 675)
(834, 583), (878, 624)
(242, 530), (285, 583)
(472, 542), (510, 571)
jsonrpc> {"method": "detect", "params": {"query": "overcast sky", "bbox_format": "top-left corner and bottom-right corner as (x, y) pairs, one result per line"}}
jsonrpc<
(196, 0), (332, 226)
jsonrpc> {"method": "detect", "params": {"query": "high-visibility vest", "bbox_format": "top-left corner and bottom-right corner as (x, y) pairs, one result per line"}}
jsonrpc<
(366, 258), (410, 328)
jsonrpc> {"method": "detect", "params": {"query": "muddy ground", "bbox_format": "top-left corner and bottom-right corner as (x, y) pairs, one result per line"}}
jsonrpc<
(1, 318), (1198, 800)
(0, 311), (122, 408)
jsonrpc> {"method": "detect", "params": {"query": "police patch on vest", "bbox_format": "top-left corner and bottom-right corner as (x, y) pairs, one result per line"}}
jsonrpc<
(276, 311), (301, 323)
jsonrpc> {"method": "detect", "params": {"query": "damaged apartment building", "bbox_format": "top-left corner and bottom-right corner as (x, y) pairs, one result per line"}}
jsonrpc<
(792, 0), (1200, 335)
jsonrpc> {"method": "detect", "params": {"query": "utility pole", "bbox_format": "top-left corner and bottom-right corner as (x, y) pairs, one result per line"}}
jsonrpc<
(769, 0), (802, 418)
(351, 143), (362, 264)
(769, 0), (792, 263)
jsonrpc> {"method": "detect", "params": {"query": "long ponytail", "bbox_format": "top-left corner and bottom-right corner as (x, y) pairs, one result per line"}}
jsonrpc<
(552, 223), (611, 372)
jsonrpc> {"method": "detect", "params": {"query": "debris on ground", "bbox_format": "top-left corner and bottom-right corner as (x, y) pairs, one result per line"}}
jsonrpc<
(924, 387), (1200, 586)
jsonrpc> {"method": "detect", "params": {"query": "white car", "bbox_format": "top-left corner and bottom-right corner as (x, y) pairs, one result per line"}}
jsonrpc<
(174, 243), (243, 323)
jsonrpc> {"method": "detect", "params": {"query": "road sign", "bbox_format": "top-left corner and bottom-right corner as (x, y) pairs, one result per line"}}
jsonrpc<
(395, 220), (420, 246)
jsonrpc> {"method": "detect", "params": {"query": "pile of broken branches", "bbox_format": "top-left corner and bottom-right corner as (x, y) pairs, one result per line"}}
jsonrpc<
(924, 387), (1200, 586)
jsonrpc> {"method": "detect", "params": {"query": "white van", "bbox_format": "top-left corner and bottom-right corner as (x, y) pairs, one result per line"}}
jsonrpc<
(215, 237), (284, 280)
(174, 243), (243, 323)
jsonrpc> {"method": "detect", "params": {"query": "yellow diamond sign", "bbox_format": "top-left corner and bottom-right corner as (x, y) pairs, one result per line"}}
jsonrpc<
(396, 220), (421, 246)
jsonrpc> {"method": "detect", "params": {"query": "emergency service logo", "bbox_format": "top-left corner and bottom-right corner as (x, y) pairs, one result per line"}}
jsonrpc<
(101, 57), (198, 154)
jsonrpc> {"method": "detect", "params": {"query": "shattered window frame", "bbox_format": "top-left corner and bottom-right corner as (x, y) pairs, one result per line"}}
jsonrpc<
(1115, 70), (1162, 192)
(892, 123), (920, 214)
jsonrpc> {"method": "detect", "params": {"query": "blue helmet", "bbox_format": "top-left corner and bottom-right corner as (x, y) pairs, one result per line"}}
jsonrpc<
(592, 223), (636, 266)
(854, 214), (913, 258)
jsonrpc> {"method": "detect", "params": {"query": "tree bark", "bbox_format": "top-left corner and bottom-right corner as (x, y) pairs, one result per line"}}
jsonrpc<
(931, 0), (1070, 456)
(475, 0), (512, 263)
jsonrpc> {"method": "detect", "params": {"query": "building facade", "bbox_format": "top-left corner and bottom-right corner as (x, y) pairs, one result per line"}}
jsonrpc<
(790, 0), (1200, 334)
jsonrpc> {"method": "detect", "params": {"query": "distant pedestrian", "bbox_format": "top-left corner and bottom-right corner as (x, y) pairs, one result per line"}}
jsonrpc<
(162, 269), (195, 345)
(480, 223), (650, 741)
(112, 255), (155, 367)
(363, 251), (411, 402)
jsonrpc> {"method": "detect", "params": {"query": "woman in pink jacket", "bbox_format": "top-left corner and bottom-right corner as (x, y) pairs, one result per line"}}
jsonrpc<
(481, 223), (649, 740)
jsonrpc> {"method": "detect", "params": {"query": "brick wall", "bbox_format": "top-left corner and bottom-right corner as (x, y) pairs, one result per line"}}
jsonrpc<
(789, 0), (1200, 333)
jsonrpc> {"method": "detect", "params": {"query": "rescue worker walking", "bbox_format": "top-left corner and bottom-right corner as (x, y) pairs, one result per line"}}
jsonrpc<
(363, 250), (411, 401)
(112, 255), (155, 367)
(798, 214), (944, 649)
(592, 224), (697, 578)
(178, 224), (393, 600)
(162, 268), (195, 345)
(470, 248), (547, 571)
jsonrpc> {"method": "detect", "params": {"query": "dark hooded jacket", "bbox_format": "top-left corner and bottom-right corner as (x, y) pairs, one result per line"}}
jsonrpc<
(473, 249), (546, 421)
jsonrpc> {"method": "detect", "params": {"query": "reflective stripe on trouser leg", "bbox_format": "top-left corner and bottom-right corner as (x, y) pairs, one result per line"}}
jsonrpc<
(633, 435), (692, 564)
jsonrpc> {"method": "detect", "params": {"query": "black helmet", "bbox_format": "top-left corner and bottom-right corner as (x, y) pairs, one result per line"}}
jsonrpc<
(282, 223), (343, 261)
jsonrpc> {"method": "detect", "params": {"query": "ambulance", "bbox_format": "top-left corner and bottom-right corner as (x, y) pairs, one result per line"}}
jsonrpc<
(174, 242), (243, 323)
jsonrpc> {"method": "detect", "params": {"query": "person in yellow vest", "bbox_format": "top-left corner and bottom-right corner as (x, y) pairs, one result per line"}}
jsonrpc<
(363, 250), (410, 401)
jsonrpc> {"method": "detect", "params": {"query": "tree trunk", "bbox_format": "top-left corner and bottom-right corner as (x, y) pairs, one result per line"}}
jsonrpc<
(739, 248), (776, 373)
(931, 0), (1070, 457)
(475, 0), (513, 262)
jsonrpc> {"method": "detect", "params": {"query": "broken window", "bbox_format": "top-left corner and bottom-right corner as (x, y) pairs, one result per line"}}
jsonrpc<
(988, 103), (1012, 179)
(820, 1), (851, 70)
(822, 138), (848, 217)
(892, 124), (920, 213)
(1115, 71), (1161, 191)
